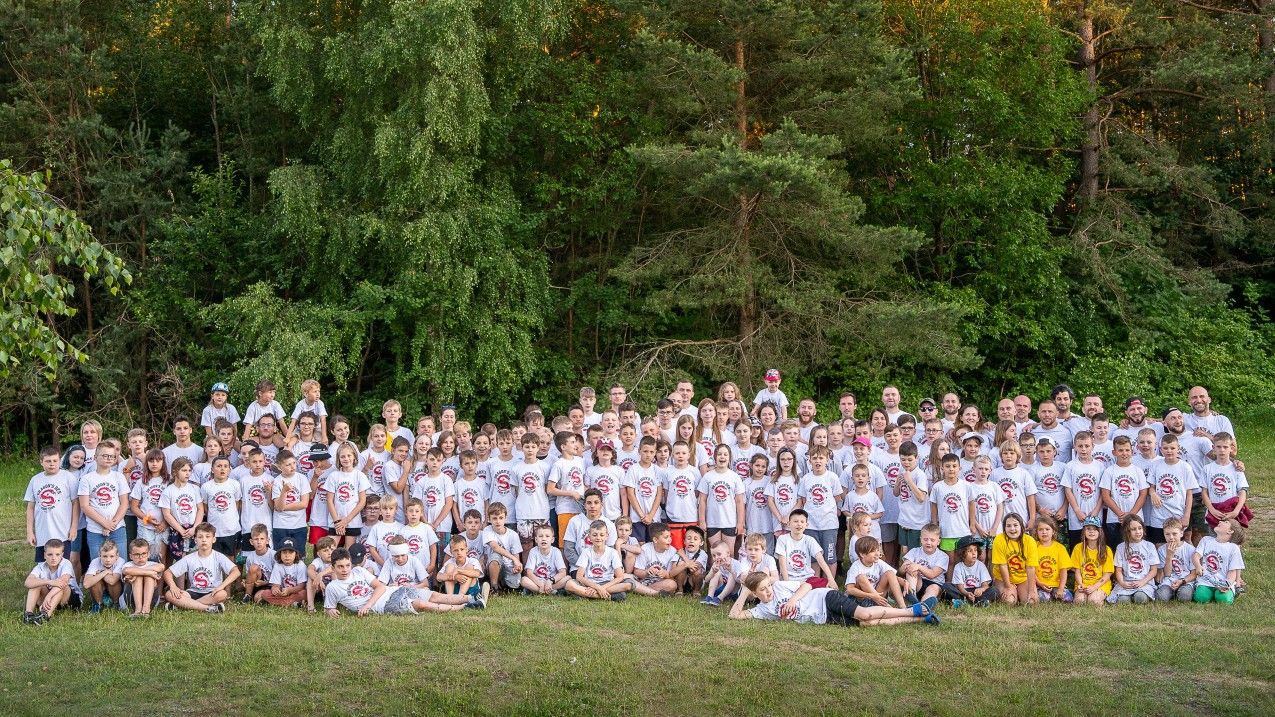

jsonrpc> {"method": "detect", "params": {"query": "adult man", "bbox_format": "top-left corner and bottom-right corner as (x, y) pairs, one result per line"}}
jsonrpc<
(1112, 396), (1163, 444)
(1012, 395), (1035, 434)
(1185, 386), (1236, 447)
(1052, 385), (1089, 435)
(882, 386), (910, 424)
(676, 380), (698, 419)
(609, 384), (641, 431)
(1033, 401), (1073, 462)
(916, 397), (939, 428)
(941, 392), (961, 431)
(995, 399), (1015, 423)
(1081, 394), (1104, 421)
(838, 392), (858, 422)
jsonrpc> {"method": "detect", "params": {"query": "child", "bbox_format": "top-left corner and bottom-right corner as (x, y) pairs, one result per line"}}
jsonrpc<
(241, 524), (275, 602)
(163, 415), (205, 471)
(1155, 517), (1197, 602)
(929, 453), (974, 573)
(899, 524), (947, 608)
(671, 526), (709, 594)
(662, 442), (701, 549)
(944, 536), (997, 607)
(437, 535), (483, 596)
(967, 456), (1002, 558)
(1145, 435), (1197, 545)
(483, 503), (524, 592)
(377, 537), (431, 589)
(522, 524), (569, 595)
(236, 448), (275, 554)
(1071, 516), (1113, 605)
(242, 379), (286, 442)
(562, 490), (616, 567)
(992, 440), (1036, 529)
(269, 450), (311, 552)
(324, 547), (487, 617)
(697, 444), (746, 550)
(1063, 431), (1103, 546)
(163, 522), (241, 613)
(82, 538), (124, 612)
(632, 523), (683, 597)
(766, 448), (801, 536)
(1201, 433), (1250, 530)
(729, 571), (936, 626)
(287, 379), (328, 444)
(894, 443), (930, 554)
(732, 532), (780, 583)
(700, 542), (737, 605)
(200, 457), (242, 558)
(1108, 514), (1159, 604)
(622, 436), (663, 543)
(775, 509), (837, 587)
(991, 512), (1038, 606)
(1030, 438), (1068, 532)
(455, 509), (488, 568)
(24, 539), (80, 624)
(360, 424), (390, 497)
(845, 536), (909, 610)
(130, 449), (170, 562)
(365, 495), (404, 567)
(25, 445), (80, 564)
(751, 368), (789, 419)
(1033, 515), (1073, 602)
(160, 457), (204, 563)
(870, 424), (904, 564)
(256, 538), (308, 607)
(843, 464), (884, 541)
(586, 442), (625, 522)
(564, 520), (631, 601)
(1099, 436), (1148, 548)
(743, 454), (776, 552)
(78, 444), (129, 560)
(453, 450), (488, 527)
(847, 513), (873, 565)
(547, 432), (587, 545)
(1192, 518), (1244, 604)
(326, 443), (372, 548)
(798, 446), (845, 574)
(122, 538), (164, 618)
(399, 499), (441, 568)
(614, 517), (642, 574)
(201, 382), (241, 437)
(513, 434), (550, 555)
(306, 536), (337, 613)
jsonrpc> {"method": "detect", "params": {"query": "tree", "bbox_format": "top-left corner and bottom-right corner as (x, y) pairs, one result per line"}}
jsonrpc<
(0, 160), (131, 378)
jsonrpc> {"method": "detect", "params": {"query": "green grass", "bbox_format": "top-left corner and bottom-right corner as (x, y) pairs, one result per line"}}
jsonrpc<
(3, 411), (1274, 716)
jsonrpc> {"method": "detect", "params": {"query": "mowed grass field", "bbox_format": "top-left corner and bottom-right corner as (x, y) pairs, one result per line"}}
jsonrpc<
(2, 412), (1273, 716)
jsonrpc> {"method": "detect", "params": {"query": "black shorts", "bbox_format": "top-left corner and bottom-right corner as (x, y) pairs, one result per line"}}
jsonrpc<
(708, 527), (737, 539)
(213, 533), (239, 558)
(188, 590), (211, 601)
(238, 532), (257, 552)
(332, 527), (362, 540)
(1145, 526), (1166, 544)
(1189, 499), (1209, 532)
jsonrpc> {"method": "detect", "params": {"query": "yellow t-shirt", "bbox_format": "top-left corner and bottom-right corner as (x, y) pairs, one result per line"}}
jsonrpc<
(1070, 543), (1114, 594)
(1034, 541), (1073, 589)
(991, 533), (1039, 585)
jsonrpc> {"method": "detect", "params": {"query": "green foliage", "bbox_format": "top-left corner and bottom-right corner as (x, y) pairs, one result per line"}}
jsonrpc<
(0, 160), (131, 378)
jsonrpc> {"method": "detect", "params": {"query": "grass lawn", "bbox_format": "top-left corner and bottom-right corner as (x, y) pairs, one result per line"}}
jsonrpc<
(2, 411), (1273, 716)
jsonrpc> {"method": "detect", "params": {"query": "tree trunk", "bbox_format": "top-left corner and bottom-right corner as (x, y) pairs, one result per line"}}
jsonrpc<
(734, 39), (758, 381)
(1262, 0), (1274, 96)
(1077, 3), (1100, 204)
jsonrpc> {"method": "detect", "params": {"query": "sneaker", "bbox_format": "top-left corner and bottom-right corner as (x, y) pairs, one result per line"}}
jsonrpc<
(705, 595), (721, 606)
(89, 602), (101, 614)
(910, 602), (928, 617)
(208, 603), (226, 614)
(610, 592), (627, 602)
(22, 612), (35, 625)
(164, 602), (176, 612)
(240, 593), (253, 605)
(700, 596), (713, 605)
(128, 612), (143, 620)
(101, 596), (114, 610)
(37, 610), (52, 624)
(950, 599), (966, 609)
(479, 582), (491, 609)
(974, 598), (990, 608)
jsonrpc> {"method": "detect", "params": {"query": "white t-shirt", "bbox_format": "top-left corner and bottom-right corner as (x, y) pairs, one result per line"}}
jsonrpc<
(86, 556), (125, 578)
(993, 466), (1036, 523)
(765, 476), (801, 525)
(270, 474), (311, 530)
(775, 532), (822, 580)
(130, 475), (166, 525)
(1195, 537), (1244, 588)
(162, 443), (204, 473)
(378, 556), (430, 587)
(635, 543), (681, 577)
(798, 471), (841, 531)
(78, 471), (131, 534)
(485, 457), (519, 523)
(1144, 459), (1198, 528)
(730, 443), (767, 478)
(201, 402), (241, 429)
(742, 476), (775, 535)
(513, 460), (551, 522)
(325, 470), (372, 529)
(1200, 462), (1249, 505)
(324, 566), (390, 613)
(1158, 542), (1196, 587)
(171, 550), (236, 593)
(966, 481), (1000, 537)
(159, 482), (202, 527)
(453, 476), (488, 522)
(870, 451), (904, 524)
(1100, 463), (1147, 524)
(481, 526), (522, 567)
(548, 457), (588, 514)
(573, 547), (623, 583)
(270, 561), (308, 589)
(748, 581), (829, 624)
(623, 462), (663, 523)
(847, 558), (894, 586)
(732, 554), (779, 580)
(1030, 462), (1067, 515)
(564, 514), (617, 548)
(842, 490), (883, 540)
(1063, 459), (1103, 531)
(895, 468), (930, 530)
(29, 559), (80, 594)
(291, 398), (328, 422)
(697, 470), (745, 529)
(364, 520), (403, 561)
(399, 522), (440, 561)
(661, 466), (700, 523)
(1183, 413), (1233, 438)
(525, 546), (567, 580)
(238, 472), (274, 533)
(24, 470), (78, 544)
(1113, 540), (1159, 582)
(408, 473), (454, 532)
(929, 481), (972, 539)
(585, 465), (625, 521)
(951, 560), (992, 590)
(243, 399), (286, 427)
(902, 547), (950, 576)
(751, 388), (789, 412)
(200, 479), (242, 537)
(359, 449), (390, 496)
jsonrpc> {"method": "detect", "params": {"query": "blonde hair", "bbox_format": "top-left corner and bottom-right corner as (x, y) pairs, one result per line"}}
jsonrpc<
(301, 379), (320, 392)
(998, 439), (1022, 460)
(744, 533), (767, 549)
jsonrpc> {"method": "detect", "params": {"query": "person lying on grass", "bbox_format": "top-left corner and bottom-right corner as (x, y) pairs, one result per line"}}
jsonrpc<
(324, 547), (488, 617)
(728, 571), (939, 626)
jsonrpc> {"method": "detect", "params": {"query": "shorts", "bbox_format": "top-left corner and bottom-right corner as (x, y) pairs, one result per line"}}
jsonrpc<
(308, 526), (329, 545)
(667, 523), (695, 550)
(823, 590), (861, 627)
(168, 527), (194, 562)
(124, 585), (162, 610)
(807, 529), (837, 564)
(1188, 499), (1209, 533)
(517, 520), (542, 542)
(188, 590), (211, 601)
(213, 533), (239, 558)
(1144, 526), (1165, 545)
(805, 576), (829, 589)
(384, 586), (430, 615)
(489, 560), (521, 589)
(331, 526), (362, 540)
(138, 522), (169, 557)
(939, 538), (961, 553)
(879, 523), (898, 543)
(707, 527), (737, 540)
(898, 528), (921, 548)
(631, 522), (650, 543)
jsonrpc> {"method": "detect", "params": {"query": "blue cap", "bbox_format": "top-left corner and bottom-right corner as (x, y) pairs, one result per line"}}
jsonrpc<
(1082, 516), (1102, 529)
(211, 382), (230, 395)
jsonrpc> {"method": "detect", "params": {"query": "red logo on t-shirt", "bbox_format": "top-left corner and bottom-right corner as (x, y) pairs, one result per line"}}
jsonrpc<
(285, 487), (299, 503)
(423, 487), (438, 507)
(975, 494), (992, 514)
(777, 484), (793, 503)
(298, 455), (314, 473)
(712, 483), (730, 502)
(147, 484), (163, 505)
(944, 494), (961, 513)
(999, 481), (1014, 500)
(248, 486), (266, 506)
(674, 477), (691, 497)
(283, 574), (298, 588)
(1211, 475), (1228, 496)
(1204, 552), (1221, 573)
(809, 486), (827, 506)
(589, 565), (605, 579)
(349, 582), (371, 598)
(94, 484), (115, 506)
(213, 492), (231, 511)
(595, 477), (613, 495)
(336, 483), (353, 502)
(522, 474), (537, 492)
(1082, 562), (1099, 581)
(462, 488), (479, 506)
(621, 458), (636, 472)
(177, 495), (195, 514)
(535, 563), (549, 579)
(1077, 477), (1095, 498)
(371, 463), (384, 479)
(1041, 474), (1060, 492)
(1127, 554), (1144, 574)
(191, 567), (213, 590)
(406, 536), (422, 554)
(38, 486), (58, 509)
(1158, 476), (1176, 497)
(1115, 476), (1134, 496)
(789, 552), (807, 571)
(752, 488), (767, 507)
(494, 471), (512, 493)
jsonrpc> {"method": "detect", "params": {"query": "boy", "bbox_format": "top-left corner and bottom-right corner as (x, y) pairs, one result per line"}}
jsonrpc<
(483, 503), (524, 592)
(894, 443), (930, 554)
(381, 399), (414, 448)
(1030, 438), (1068, 529)
(844, 536), (908, 609)
(870, 424), (904, 564)
(798, 446), (845, 574)
(453, 451), (488, 527)
(662, 442), (701, 549)
(455, 509), (489, 568)
(775, 509), (836, 587)
(547, 431), (587, 546)
(24, 539), (80, 624)
(632, 523), (682, 596)
(899, 524), (948, 607)
(1063, 431), (1103, 546)
(122, 538), (164, 617)
(967, 457), (1001, 557)
(163, 415), (204, 472)
(1200, 432), (1249, 530)
(624, 437), (664, 542)
(522, 524), (569, 595)
(751, 368), (789, 419)
(365, 495), (404, 567)
(580, 386), (602, 427)
(82, 538), (124, 612)
(237, 449), (274, 554)
(1099, 436), (1147, 547)
(843, 464), (885, 541)
(513, 434), (550, 554)
(306, 535), (337, 613)
(164, 522), (240, 613)
(733, 533), (780, 584)
(78, 443), (129, 560)
(437, 535), (483, 596)
(399, 498), (441, 569)
(25, 445), (80, 564)
(201, 382), (240, 437)
(1145, 435), (1198, 544)
(700, 542), (737, 606)
(729, 571), (935, 626)
(377, 537), (431, 589)
(325, 547), (486, 617)
(241, 524), (275, 602)
(563, 490), (617, 568)
(929, 454), (974, 573)
(200, 456), (242, 558)
(566, 520), (631, 601)
(1193, 518), (1244, 604)
(287, 379), (329, 444)
(1089, 413), (1113, 466)
(671, 526), (708, 594)
(256, 538), (307, 607)
(242, 380), (286, 443)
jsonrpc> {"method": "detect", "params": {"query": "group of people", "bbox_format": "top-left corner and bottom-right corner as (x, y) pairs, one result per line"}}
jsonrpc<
(22, 373), (1250, 629)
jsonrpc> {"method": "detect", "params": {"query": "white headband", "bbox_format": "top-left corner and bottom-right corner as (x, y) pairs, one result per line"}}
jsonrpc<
(388, 543), (409, 556)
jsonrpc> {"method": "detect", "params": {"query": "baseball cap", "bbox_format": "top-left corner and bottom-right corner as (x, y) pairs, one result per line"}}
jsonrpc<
(275, 538), (299, 560)
(918, 398), (937, 409)
(851, 436), (872, 448)
(955, 535), (981, 552)
(309, 445), (331, 463)
(1082, 516), (1102, 529)
(961, 433), (984, 444)
(210, 382), (229, 395)
(1124, 396), (1146, 410)
(1036, 436), (1058, 450)
(1161, 406), (1182, 420)
(348, 543), (367, 566)
(764, 368), (781, 381)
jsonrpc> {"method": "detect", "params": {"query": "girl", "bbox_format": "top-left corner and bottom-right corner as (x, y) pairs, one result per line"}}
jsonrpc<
(287, 411), (321, 455)
(1108, 514), (1159, 604)
(587, 442), (625, 522)
(694, 399), (724, 470)
(756, 402), (780, 438)
(990, 421), (1018, 468)
(1070, 517), (1113, 605)
(472, 432), (493, 484)
(130, 449), (170, 563)
(991, 512), (1038, 606)
(325, 442), (371, 547)
(716, 382), (740, 404)
(765, 448), (801, 535)
(328, 414), (353, 455)
(925, 439), (951, 479)
(674, 415), (699, 468)
(868, 408), (889, 450)
(161, 457), (204, 563)
(395, 434), (433, 502)
(808, 426), (841, 476)
(360, 424), (390, 498)
(272, 449), (313, 551)
(192, 437), (223, 487)
(1155, 517), (1196, 602)
(847, 512), (873, 565)
(744, 455), (776, 552)
(992, 440), (1034, 526)
(437, 431), (460, 480)
(725, 399), (747, 433)
(1032, 515), (1072, 603)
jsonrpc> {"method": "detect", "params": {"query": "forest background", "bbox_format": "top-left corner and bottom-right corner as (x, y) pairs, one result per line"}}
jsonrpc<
(3, 0), (1274, 449)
